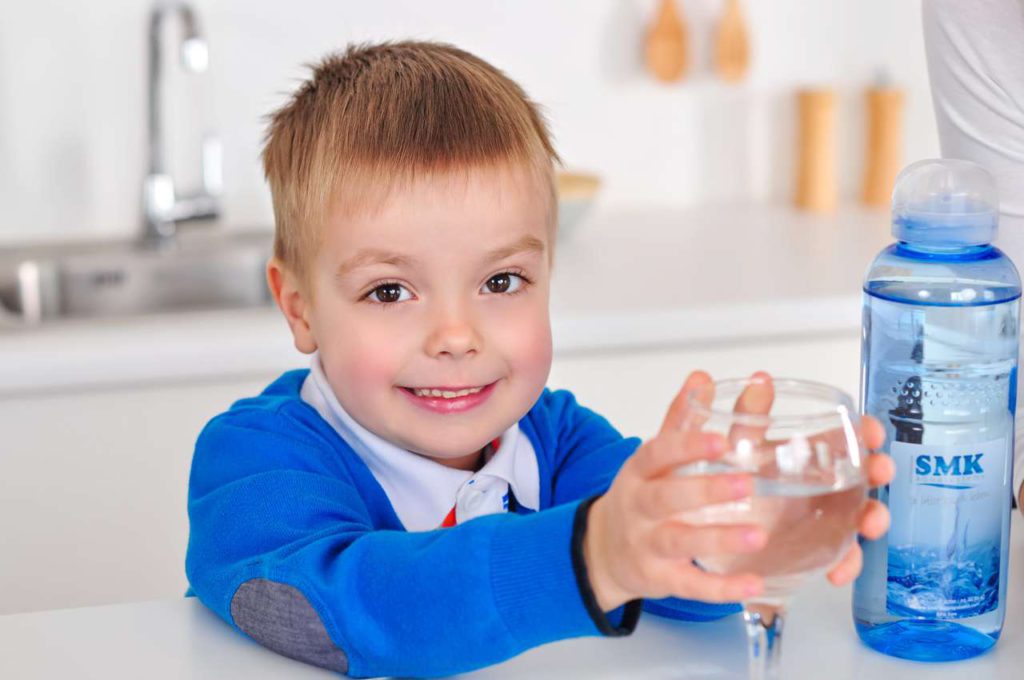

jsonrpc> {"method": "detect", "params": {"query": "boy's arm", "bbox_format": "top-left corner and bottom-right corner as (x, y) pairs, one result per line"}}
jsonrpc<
(536, 388), (742, 621)
(187, 414), (618, 679)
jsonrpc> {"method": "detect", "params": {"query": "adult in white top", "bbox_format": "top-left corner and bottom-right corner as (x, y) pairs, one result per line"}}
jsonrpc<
(923, 0), (1024, 509)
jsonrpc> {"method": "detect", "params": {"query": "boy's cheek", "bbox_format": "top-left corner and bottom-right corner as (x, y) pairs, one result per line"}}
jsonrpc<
(346, 350), (400, 391)
(351, 337), (407, 384)
(495, 309), (553, 378)
(523, 320), (553, 367)
(321, 331), (409, 399)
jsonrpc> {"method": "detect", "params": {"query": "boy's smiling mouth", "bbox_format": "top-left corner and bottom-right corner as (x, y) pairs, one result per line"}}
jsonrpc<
(398, 382), (498, 413)
(409, 386), (485, 398)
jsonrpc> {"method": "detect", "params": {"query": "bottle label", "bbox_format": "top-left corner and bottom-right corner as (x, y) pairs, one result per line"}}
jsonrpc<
(886, 438), (1006, 620)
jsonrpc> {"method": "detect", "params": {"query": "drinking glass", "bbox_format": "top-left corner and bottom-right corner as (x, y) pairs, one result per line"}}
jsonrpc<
(677, 376), (867, 680)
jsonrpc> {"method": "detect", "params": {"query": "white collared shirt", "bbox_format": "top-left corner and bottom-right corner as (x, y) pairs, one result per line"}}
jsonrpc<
(300, 353), (540, 531)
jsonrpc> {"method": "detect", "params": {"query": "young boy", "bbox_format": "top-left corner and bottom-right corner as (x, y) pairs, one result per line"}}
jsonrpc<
(186, 41), (892, 678)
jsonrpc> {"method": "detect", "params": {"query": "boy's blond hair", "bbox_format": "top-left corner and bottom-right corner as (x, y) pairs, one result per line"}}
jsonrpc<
(261, 40), (560, 281)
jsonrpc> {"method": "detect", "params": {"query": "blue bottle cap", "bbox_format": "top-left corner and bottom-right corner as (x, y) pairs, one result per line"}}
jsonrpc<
(892, 159), (998, 247)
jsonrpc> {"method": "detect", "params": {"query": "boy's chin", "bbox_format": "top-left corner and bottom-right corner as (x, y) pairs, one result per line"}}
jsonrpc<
(397, 416), (511, 461)
(410, 440), (493, 463)
(400, 427), (503, 464)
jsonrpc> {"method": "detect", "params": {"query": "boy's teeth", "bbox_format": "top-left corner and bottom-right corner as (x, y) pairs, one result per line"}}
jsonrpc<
(413, 386), (484, 399)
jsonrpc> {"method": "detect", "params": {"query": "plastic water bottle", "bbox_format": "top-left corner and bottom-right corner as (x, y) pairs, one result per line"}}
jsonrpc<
(853, 159), (1020, 661)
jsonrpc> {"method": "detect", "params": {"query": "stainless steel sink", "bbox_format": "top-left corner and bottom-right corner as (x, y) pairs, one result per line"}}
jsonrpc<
(0, 4), (276, 329)
(0, 228), (274, 326)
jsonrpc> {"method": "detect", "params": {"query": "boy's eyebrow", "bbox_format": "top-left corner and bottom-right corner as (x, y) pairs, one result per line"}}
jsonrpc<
(336, 250), (416, 278)
(485, 235), (546, 262)
(336, 236), (545, 278)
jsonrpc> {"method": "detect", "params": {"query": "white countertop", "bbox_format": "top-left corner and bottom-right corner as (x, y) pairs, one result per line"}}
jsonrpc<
(0, 204), (892, 396)
(2, 518), (1020, 679)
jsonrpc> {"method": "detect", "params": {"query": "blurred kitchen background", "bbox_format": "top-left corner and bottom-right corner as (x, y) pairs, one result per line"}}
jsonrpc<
(1, 1), (937, 615)
(0, 0), (935, 242)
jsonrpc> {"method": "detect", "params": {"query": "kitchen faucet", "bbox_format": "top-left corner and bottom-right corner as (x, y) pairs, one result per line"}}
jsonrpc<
(143, 1), (221, 242)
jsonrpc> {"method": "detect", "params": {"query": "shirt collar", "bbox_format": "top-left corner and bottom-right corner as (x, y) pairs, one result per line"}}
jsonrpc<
(300, 353), (539, 530)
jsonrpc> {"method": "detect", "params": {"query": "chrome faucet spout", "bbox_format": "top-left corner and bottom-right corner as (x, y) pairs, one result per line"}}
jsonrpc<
(144, 2), (221, 242)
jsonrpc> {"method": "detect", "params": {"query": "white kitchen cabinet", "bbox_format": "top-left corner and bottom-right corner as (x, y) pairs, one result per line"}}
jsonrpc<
(0, 331), (860, 615)
(0, 375), (277, 615)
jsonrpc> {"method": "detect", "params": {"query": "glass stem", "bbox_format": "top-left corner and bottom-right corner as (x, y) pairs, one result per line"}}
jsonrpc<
(743, 603), (785, 680)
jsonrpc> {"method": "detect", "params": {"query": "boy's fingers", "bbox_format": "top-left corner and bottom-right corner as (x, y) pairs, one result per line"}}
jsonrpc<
(667, 564), (764, 603)
(727, 372), (775, 447)
(861, 416), (886, 451)
(631, 430), (727, 479)
(858, 499), (890, 540)
(650, 522), (766, 559)
(866, 452), (895, 488)
(637, 473), (753, 519)
(658, 371), (714, 436)
(827, 542), (863, 586)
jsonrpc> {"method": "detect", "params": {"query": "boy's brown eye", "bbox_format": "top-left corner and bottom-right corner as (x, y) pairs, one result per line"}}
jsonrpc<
(482, 272), (525, 295)
(373, 284), (406, 303)
(486, 274), (511, 294)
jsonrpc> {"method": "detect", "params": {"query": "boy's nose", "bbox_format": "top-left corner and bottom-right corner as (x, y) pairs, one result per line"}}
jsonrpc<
(424, 310), (482, 359)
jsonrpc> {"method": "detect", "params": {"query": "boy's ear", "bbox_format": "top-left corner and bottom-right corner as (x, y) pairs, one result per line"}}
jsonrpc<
(267, 258), (318, 354)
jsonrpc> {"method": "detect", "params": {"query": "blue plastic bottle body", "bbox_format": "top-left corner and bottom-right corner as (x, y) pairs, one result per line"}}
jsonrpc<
(854, 242), (1021, 661)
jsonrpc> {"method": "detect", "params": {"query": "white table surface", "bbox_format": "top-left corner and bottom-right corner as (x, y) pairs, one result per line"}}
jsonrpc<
(2, 519), (1020, 680)
(0, 203), (892, 396)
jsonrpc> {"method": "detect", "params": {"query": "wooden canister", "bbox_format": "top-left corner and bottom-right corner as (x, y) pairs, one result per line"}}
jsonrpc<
(861, 87), (905, 208)
(794, 89), (838, 213)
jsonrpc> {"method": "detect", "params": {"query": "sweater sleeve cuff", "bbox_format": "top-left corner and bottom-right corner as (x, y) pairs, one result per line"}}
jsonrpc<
(488, 499), (639, 649)
(570, 495), (642, 637)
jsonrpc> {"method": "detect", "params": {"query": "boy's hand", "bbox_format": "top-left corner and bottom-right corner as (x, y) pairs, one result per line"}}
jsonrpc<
(583, 371), (895, 612)
(583, 372), (766, 611)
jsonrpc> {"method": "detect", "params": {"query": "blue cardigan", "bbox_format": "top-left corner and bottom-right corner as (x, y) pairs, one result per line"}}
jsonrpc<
(186, 370), (739, 678)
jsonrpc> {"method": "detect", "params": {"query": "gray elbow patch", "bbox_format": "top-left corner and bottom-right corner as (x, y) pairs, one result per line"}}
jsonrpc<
(230, 578), (349, 674)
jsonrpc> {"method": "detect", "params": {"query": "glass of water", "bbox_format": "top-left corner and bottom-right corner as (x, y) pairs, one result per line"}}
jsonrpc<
(676, 375), (868, 680)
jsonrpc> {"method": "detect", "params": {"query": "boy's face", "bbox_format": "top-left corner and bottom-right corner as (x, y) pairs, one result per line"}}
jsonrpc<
(273, 163), (554, 470)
